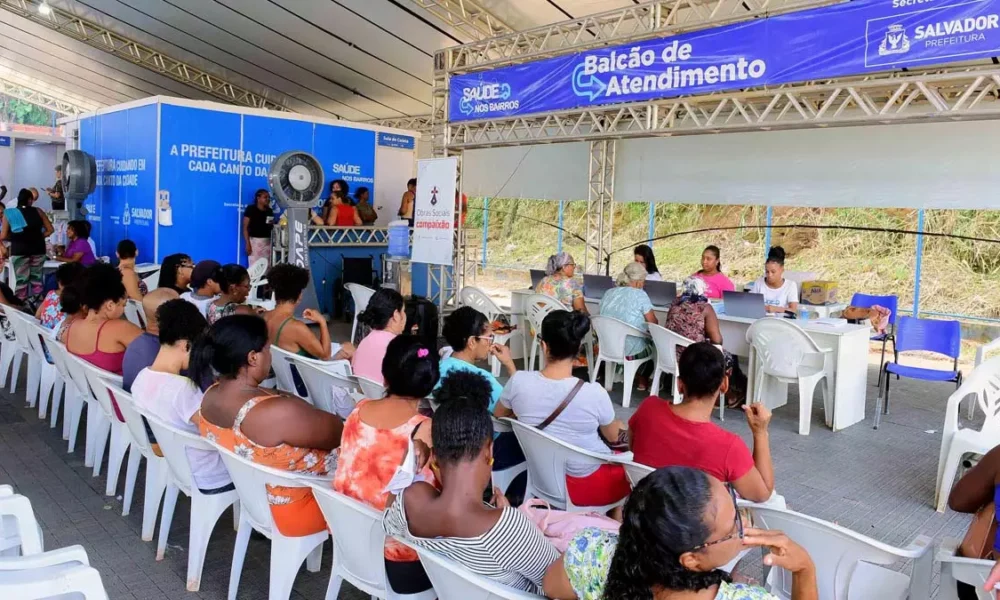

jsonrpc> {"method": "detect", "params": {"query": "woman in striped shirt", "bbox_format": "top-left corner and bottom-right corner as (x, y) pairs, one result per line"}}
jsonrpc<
(383, 370), (559, 594)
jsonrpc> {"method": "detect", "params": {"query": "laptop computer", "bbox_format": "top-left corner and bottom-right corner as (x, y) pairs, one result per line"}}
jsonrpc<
(645, 280), (677, 307)
(529, 269), (546, 289)
(723, 291), (767, 319)
(583, 274), (614, 301)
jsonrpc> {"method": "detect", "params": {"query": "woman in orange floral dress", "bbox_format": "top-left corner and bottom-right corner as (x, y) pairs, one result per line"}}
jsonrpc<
(193, 314), (344, 537)
(334, 335), (439, 595)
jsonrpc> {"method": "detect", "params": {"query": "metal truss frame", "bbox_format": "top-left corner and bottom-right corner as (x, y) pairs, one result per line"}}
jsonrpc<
(412, 0), (513, 42)
(0, 0), (286, 112)
(0, 77), (86, 115)
(306, 226), (411, 247)
(443, 66), (1000, 148)
(362, 115), (433, 134)
(440, 0), (836, 71)
(586, 140), (615, 274)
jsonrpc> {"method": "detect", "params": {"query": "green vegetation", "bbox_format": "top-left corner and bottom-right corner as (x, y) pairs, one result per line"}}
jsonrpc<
(0, 97), (53, 126)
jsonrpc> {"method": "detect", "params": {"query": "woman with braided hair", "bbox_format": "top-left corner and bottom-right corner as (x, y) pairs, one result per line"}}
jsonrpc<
(543, 466), (818, 600)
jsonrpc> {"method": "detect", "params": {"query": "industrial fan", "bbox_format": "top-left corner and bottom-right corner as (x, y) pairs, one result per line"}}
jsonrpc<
(62, 150), (96, 220)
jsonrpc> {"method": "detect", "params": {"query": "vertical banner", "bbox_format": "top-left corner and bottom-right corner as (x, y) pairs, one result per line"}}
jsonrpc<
(411, 158), (457, 266)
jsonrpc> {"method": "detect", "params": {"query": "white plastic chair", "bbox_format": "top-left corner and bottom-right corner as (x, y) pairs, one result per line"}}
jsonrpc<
(2, 310), (41, 413)
(0, 306), (29, 399)
(107, 383), (168, 542)
(648, 324), (692, 402)
(590, 316), (653, 409)
(310, 484), (436, 600)
(59, 351), (104, 469)
(746, 319), (832, 436)
(746, 504), (932, 600)
(23, 319), (65, 430)
(269, 344), (302, 396)
(619, 459), (654, 489)
(460, 286), (515, 377)
(1, 260), (13, 288)
(293, 357), (357, 418)
(123, 299), (145, 329)
(935, 355), (1000, 512)
(410, 542), (542, 600)
(77, 359), (130, 496)
(346, 283), (377, 345)
(357, 374), (387, 399)
(0, 490), (42, 556)
(144, 414), (239, 593)
(936, 537), (996, 600)
(491, 417), (527, 495)
(247, 258), (274, 309)
(505, 418), (629, 514)
(970, 336), (1000, 418)
(524, 294), (564, 372)
(0, 545), (108, 600)
(214, 444), (326, 600)
(44, 340), (86, 453)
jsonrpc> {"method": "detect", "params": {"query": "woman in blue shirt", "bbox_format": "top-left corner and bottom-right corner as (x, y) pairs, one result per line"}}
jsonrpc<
(599, 261), (658, 391)
(439, 306), (525, 495)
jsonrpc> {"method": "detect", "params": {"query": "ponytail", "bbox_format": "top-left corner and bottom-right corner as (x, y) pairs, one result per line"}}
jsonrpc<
(187, 326), (218, 390)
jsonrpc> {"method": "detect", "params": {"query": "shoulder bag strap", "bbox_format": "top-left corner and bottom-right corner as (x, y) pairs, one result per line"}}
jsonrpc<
(537, 378), (585, 431)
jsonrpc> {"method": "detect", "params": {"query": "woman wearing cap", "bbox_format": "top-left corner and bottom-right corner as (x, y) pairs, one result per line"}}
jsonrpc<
(599, 262), (658, 391)
(180, 260), (222, 318)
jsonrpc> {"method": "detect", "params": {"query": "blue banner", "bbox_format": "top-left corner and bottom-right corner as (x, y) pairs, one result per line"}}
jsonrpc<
(450, 0), (1000, 121)
(377, 132), (416, 150)
(313, 124), (376, 210)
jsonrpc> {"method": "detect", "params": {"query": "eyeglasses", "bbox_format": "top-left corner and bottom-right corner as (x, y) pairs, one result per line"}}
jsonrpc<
(691, 485), (743, 551)
(476, 334), (495, 344)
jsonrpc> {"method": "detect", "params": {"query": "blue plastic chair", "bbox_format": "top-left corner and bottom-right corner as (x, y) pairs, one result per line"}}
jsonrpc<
(849, 293), (899, 387)
(874, 316), (962, 430)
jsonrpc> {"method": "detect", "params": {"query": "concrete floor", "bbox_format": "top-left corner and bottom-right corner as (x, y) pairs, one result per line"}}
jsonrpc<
(0, 348), (981, 599)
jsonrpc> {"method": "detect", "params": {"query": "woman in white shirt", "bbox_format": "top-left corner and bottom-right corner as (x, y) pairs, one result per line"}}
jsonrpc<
(132, 298), (232, 494)
(749, 246), (799, 314)
(633, 244), (662, 281)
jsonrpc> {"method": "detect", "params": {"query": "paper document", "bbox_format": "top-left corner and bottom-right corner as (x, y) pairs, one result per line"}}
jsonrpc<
(813, 318), (848, 327)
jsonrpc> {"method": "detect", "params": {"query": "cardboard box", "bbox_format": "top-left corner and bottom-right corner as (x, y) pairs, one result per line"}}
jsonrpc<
(801, 280), (838, 305)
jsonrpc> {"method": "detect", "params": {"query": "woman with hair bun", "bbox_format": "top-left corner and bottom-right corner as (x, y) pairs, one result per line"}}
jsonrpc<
(494, 310), (630, 514)
(384, 370), (559, 593)
(749, 246), (799, 314)
(352, 287), (407, 385)
(335, 335), (440, 595)
(543, 466), (817, 600)
(195, 314), (342, 537)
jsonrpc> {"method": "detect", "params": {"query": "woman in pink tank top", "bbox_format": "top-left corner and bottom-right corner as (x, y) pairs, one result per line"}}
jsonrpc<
(65, 263), (142, 376)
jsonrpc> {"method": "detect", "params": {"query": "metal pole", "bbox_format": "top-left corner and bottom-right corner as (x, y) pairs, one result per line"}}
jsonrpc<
(913, 209), (925, 316)
(647, 202), (655, 243)
(557, 200), (565, 253)
(764, 206), (773, 256)
(481, 197), (489, 270)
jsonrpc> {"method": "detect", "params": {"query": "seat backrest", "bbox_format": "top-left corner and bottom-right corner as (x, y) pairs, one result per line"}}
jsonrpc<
(77, 360), (123, 422)
(269, 345), (301, 397)
(938, 549), (995, 600)
(356, 375), (386, 400)
(746, 318), (822, 379)
(310, 485), (390, 597)
(848, 294), (899, 327)
(749, 505), (922, 600)
(648, 323), (693, 371)
(491, 416), (513, 434)
(123, 300), (145, 330)
(105, 384), (153, 457)
(896, 316), (962, 359)
(5, 312), (44, 364)
(247, 258), (269, 284)
(141, 412), (211, 498)
(950, 355), (1000, 437)
(524, 294), (566, 333)
(294, 359), (357, 418)
(459, 287), (504, 322)
(622, 461), (655, 488)
(61, 354), (97, 408)
(506, 418), (606, 508)
(0, 492), (42, 555)
(44, 340), (78, 395)
(2, 261), (13, 288)
(345, 283), (376, 314)
(591, 316), (647, 362)
(22, 319), (53, 366)
(413, 544), (542, 600)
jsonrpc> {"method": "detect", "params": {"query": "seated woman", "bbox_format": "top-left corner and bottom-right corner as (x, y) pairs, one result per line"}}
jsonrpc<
(537, 252), (587, 314)
(749, 246), (799, 314)
(195, 314), (342, 537)
(633, 244), (662, 281)
(494, 310), (630, 515)
(65, 263), (143, 377)
(132, 299), (231, 493)
(55, 283), (86, 345)
(323, 180), (362, 226)
(116, 239), (146, 301)
(56, 220), (96, 266)
(440, 306), (515, 406)
(37, 262), (85, 331)
(206, 264), (256, 325)
(948, 444), (1000, 599)
(599, 262), (658, 391)
(264, 263), (354, 361)
(384, 370), (559, 594)
(334, 335), (439, 595)
(157, 253), (194, 295)
(543, 466), (817, 600)
(693, 245), (735, 300)
(351, 287), (407, 385)
(354, 187), (377, 225)
(666, 277), (746, 406)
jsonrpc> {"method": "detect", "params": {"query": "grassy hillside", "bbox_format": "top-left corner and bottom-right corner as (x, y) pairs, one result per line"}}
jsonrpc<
(465, 199), (1000, 321)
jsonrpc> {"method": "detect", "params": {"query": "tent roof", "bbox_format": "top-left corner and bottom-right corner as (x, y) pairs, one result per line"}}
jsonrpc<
(2, 0), (633, 120)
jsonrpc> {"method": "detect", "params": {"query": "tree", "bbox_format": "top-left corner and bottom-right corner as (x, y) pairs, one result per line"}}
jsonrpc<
(0, 96), (52, 126)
